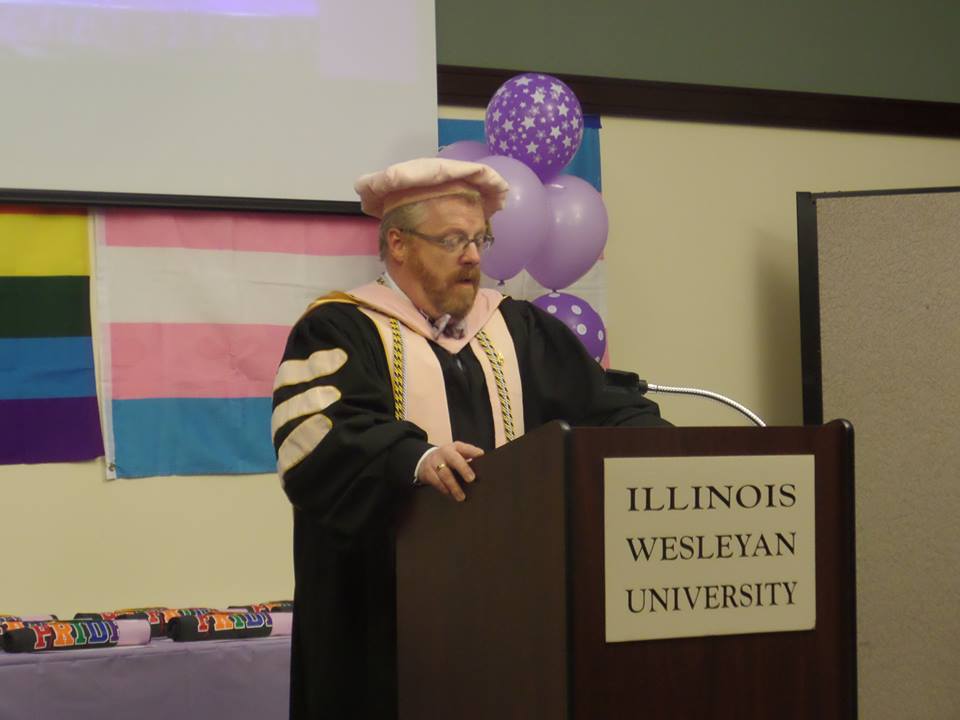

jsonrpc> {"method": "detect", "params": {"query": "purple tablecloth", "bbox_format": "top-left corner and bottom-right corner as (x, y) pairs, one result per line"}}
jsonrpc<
(0, 635), (290, 720)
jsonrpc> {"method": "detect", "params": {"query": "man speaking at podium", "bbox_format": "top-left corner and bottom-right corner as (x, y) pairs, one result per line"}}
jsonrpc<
(272, 158), (669, 719)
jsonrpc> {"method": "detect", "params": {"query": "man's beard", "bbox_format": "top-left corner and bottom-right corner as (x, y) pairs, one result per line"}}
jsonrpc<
(409, 251), (480, 320)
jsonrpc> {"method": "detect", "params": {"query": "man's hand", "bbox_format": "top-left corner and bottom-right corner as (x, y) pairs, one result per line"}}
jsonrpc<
(416, 442), (484, 502)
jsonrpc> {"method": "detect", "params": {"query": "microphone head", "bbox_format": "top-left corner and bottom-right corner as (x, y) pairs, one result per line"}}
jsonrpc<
(603, 369), (648, 394)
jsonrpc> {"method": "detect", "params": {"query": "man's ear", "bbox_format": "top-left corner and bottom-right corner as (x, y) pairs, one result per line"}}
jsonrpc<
(385, 227), (407, 264)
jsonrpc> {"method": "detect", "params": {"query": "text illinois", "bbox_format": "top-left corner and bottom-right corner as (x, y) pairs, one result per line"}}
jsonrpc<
(627, 483), (796, 512)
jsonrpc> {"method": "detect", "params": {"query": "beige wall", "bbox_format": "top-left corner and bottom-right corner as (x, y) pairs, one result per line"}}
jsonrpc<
(600, 116), (960, 427)
(0, 464), (293, 619)
(3, 109), (960, 714)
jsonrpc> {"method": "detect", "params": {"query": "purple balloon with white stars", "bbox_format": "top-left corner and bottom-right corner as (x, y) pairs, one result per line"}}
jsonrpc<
(532, 291), (606, 363)
(485, 73), (584, 182)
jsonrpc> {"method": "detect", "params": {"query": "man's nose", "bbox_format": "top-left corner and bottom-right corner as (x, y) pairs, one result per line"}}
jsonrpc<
(460, 241), (482, 264)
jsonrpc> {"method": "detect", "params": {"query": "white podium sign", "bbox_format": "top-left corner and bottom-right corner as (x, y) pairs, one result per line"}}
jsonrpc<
(604, 454), (816, 643)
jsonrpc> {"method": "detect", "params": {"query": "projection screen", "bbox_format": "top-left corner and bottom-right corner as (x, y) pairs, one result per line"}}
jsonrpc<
(0, 0), (438, 202)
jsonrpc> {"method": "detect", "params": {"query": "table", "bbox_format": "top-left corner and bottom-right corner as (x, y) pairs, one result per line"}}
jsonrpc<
(0, 635), (290, 720)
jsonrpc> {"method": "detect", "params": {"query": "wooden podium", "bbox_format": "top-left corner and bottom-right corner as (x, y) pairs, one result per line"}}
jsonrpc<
(395, 421), (856, 719)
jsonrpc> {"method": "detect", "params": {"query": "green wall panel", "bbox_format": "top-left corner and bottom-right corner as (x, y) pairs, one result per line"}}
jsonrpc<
(437, 0), (960, 103)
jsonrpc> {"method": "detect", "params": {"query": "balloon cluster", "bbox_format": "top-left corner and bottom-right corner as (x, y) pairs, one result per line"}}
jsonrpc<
(439, 72), (609, 362)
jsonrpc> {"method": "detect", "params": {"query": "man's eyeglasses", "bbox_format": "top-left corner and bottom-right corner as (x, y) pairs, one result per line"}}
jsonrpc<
(401, 228), (495, 253)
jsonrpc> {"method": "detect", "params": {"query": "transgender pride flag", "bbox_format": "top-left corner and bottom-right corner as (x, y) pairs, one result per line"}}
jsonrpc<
(95, 210), (381, 478)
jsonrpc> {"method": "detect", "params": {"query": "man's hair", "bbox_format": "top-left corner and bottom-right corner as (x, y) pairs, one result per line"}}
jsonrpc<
(378, 191), (483, 261)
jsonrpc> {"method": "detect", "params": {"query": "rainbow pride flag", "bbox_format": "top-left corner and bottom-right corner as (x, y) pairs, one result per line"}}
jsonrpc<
(0, 208), (104, 465)
(94, 209), (382, 478)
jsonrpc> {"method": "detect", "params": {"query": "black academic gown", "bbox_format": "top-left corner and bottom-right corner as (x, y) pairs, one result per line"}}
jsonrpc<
(273, 297), (668, 720)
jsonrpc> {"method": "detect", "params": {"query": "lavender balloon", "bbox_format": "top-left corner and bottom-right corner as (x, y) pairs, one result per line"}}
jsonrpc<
(485, 73), (584, 182)
(438, 140), (490, 161)
(476, 154), (550, 282)
(525, 175), (608, 290)
(533, 292), (607, 362)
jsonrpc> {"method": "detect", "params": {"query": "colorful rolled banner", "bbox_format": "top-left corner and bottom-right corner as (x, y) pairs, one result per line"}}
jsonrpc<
(2, 619), (151, 652)
(166, 612), (273, 642)
(0, 614), (56, 631)
(3, 620), (117, 652)
(227, 601), (293, 614)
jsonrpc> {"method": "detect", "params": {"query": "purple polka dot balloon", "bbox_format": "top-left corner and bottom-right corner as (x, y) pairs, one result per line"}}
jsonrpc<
(485, 73), (584, 182)
(533, 291), (606, 363)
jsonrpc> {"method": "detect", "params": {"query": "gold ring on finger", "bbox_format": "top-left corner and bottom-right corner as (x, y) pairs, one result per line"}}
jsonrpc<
(435, 463), (447, 472)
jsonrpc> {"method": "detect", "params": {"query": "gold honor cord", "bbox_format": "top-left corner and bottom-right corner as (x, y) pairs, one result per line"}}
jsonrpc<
(474, 329), (516, 442)
(389, 318), (405, 421)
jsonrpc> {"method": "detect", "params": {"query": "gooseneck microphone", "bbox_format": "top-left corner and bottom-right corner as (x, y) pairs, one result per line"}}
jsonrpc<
(604, 370), (766, 427)
(642, 382), (766, 427)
